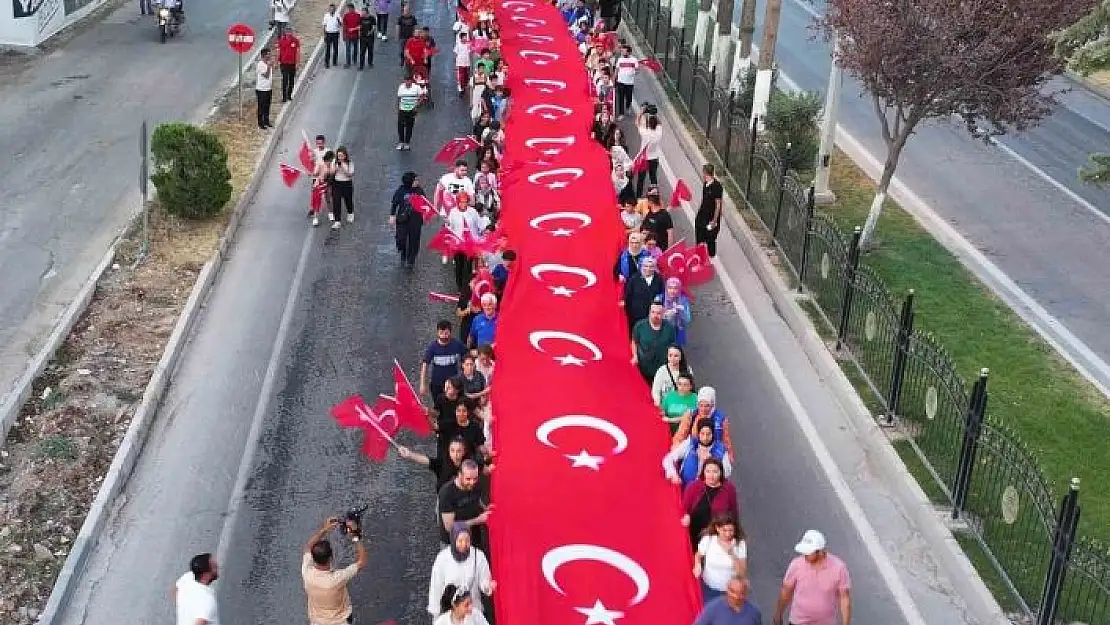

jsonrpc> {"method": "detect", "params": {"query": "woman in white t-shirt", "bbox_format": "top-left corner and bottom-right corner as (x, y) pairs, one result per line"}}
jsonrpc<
(454, 32), (473, 96)
(635, 110), (663, 196)
(693, 515), (748, 604)
(434, 587), (491, 625)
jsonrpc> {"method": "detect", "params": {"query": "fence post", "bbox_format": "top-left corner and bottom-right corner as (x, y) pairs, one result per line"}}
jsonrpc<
(677, 27), (686, 91)
(691, 48), (701, 114)
(1037, 477), (1081, 625)
(797, 185), (815, 293)
(834, 226), (862, 350)
(882, 289), (915, 424)
(723, 92), (736, 170)
(771, 143), (792, 237)
(952, 368), (989, 519)
(652, 3), (662, 52)
(745, 116), (758, 198)
(706, 67), (717, 131)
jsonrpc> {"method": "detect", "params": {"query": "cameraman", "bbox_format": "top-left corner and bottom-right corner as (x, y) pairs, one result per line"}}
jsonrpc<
(302, 517), (368, 625)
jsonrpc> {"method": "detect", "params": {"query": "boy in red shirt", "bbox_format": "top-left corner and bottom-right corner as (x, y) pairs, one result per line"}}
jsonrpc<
(403, 28), (429, 76)
(277, 28), (300, 102)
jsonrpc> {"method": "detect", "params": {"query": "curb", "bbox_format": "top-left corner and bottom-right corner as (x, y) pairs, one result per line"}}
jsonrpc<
(621, 25), (1013, 625)
(0, 20), (282, 451)
(36, 35), (326, 625)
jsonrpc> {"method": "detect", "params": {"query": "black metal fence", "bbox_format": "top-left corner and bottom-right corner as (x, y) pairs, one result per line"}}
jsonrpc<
(621, 0), (1110, 622)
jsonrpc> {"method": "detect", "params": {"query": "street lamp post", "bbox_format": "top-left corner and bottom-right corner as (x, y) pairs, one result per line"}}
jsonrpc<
(814, 35), (843, 205)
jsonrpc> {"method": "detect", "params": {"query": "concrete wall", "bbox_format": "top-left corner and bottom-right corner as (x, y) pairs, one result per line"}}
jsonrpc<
(0, 0), (107, 47)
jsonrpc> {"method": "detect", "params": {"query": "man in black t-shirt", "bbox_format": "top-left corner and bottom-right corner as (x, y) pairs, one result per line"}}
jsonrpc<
(358, 9), (376, 69)
(695, 163), (724, 257)
(641, 187), (675, 250)
(396, 4), (418, 62)
(438, 460), (491, 548)
(397, 437), (472, 492)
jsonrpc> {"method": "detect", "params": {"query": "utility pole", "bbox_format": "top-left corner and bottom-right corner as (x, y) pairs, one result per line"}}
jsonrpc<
(738, 0), (757, 59)
(814, 34), (843, 204)
(749, 0), (781, 129)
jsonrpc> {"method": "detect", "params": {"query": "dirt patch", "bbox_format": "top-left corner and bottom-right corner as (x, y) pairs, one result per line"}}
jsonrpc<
(0, 2), (326, 622)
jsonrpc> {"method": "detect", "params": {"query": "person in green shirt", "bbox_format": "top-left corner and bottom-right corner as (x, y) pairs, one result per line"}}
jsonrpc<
(473, 47), (494, 75)
(661, 372), (697, 436)
(631, 300), (677, 383)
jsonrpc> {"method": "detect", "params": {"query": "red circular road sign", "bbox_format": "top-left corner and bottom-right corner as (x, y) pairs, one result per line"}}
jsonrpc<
(227, 23), (256, 54)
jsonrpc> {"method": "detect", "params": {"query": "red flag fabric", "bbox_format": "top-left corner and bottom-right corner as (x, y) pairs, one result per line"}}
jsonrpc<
(469, 269), (495, 307)
(428, 227), (463, 255)
(658, 239), (690, 280)
(392, 361), (431, 436)
(639, 57), (663, 72)
(429, 291), (461, 303)
(280, 163), (302, 188)
(329, 395), (395, 462)
(310, 183), (326, 212)
(685, 243), (716, 286)
(630, 146), (649, 174)
(668, 179), (692, 208)
(409, 193), (439, 223)
(298, 139), (315, 172)
(434, 136), (481, 164)
(486, 3), (701, 625)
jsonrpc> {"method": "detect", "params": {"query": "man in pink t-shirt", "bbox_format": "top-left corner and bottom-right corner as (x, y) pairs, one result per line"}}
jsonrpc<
(773, 530), (852, 625)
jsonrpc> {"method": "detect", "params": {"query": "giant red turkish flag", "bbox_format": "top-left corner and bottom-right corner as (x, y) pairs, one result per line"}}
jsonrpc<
(487, 2), (701, 625)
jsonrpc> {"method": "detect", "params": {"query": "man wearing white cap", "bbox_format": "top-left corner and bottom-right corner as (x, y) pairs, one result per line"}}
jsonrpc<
(773, 530), (851, 625)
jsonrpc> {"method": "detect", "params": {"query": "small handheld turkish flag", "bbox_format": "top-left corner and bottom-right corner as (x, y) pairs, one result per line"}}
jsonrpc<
(640, 57), (663, 72)
(428, 227), (463, 256)
(428, 291), (461, 303)
(669, 179), (692, 208)
(392, 361), (432, 436)
(658, 239), (690, 280)
(310, 183), (327, 212)
(330, 395), (398, 462)
(630, 146), (649, 174)
(298, 139), (315, 172)
(685, 243), (716, 286)
(408, 193), (439, 223)
(280, 163), (302, 188)
(434, 137), (482, 164)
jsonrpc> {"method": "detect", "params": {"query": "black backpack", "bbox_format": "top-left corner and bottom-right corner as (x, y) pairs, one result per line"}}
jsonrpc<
(395, 194), (415, 225)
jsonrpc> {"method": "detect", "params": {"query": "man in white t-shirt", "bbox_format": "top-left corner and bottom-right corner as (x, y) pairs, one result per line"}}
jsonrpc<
(614, 45), (638, 118)
(174, 553), (219, 625)
(255, 48), (274, 130)
(454, 31), (473, 96)
(436, 160), (476, 214)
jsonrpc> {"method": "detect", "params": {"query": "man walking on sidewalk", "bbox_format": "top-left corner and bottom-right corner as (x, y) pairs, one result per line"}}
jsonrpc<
(322, 4), (341, 68)
(695, 163), (724, 257)
(773, 530), (852, 625)
(342, 2), (361, 68)
(614, 45), (638, 118)
(397, 74), (423, 150)
(278, 27), (301, 102)
(396, 3), (418, 64)
(255, 48), (274, 129)
(358, 7), (377, 69)
(173, 553), (220, 625)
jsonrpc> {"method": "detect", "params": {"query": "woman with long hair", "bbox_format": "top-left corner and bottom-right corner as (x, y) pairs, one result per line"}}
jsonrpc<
(679, 457), (740, 549)
(434, 586), (491, 625)
(330, 146), (355, 228)
(651, 344), (691, 407)
(692, 515), (748, 604)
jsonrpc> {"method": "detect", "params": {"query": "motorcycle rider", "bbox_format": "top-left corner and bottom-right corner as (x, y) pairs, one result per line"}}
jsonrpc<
(161, 0), (184, 22)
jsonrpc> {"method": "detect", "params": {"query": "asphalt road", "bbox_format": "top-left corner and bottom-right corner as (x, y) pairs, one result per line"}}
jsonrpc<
(0, 0), (269, 419)
(50, 7), (985, 625)
(751, 0), (1110, 372)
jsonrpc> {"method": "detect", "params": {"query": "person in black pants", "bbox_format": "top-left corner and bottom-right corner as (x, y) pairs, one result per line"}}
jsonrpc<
(358, 9), (376, 69)
(323, 4), (341, 68)
(695, 163), (724, 257)
(391, 172), (425, 266)
(255, 49), (274, 129)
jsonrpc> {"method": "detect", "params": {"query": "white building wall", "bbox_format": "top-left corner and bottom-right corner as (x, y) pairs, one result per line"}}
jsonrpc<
(1, 0), (108, 48)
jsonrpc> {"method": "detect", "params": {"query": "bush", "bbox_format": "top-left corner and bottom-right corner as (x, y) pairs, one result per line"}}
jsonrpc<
(733, 66), (758, 120)
(150, 122), (232, 219)
(765, 90), (823, 173)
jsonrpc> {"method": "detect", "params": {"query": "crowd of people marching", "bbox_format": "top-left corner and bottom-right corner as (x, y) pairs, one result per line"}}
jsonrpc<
(177, 2), (854, 625)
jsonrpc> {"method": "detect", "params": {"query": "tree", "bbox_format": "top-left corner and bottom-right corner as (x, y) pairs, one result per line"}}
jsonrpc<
(818, 0), (1096, 246)
(150, 122), (233, 220)
(765, 90), (823, 173)
(1053, 1), (1110, 185)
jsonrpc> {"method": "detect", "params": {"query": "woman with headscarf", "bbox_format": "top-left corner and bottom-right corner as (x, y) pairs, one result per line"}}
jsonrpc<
(651, 344), (691, 407)
(671, 386), (734, 460)
(661, 372), (697, 436)
(663, 418), (733, 488)
(679, 457), (740, 549)
(662, 277), (693, 346)
(390, 171), (427, 267)
(621, 256), (664, 329)
(428, 523), (496, 622)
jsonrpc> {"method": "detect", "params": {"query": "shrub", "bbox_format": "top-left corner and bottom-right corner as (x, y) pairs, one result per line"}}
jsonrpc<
(765, 89), (823, 173)
(150, 122), (232, 219)
(733, 66), (758, 120)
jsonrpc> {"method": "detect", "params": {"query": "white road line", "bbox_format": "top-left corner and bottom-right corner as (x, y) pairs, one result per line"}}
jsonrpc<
(650, 131), (930, 625)
(215, 71), (364, 565)
(743, 39), (1110, 397)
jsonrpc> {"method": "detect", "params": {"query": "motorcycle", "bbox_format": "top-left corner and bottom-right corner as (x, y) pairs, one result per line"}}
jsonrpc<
(156, 2), (183, 43)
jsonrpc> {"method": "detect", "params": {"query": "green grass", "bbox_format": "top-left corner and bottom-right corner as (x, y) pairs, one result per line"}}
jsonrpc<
(823, 153), (1110, 541)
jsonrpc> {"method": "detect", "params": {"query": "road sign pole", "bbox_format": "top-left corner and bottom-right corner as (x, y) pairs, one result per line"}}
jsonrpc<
(238, 52), (243, 121)
(139, 119), (150, 260)
(226, 23), (257, 123)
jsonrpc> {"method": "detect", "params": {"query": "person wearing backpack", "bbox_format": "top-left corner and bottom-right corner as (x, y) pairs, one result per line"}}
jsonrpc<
(391, 171), (426, 267)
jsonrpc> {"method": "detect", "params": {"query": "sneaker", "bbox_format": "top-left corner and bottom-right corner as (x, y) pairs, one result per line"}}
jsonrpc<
(312, 216), (320, 227)
(402, 143), (411, 150)
(307, 209), (314, 218)
(396, 142), (404, 150)
(331, 221), (341, 230)
(328, 212), (336, 222)
(441, 255), (448, 265)
(346, 213), (354, 223)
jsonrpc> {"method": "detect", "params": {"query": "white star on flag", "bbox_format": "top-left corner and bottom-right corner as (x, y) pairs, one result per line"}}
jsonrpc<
(565, 450), (605, 470)
(549, 286), (575, 297)
(547, 181), (569, 189)
(574, 599), (625, 625)
(550, 228), (574, 237)
(554, 354), (587, 366)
